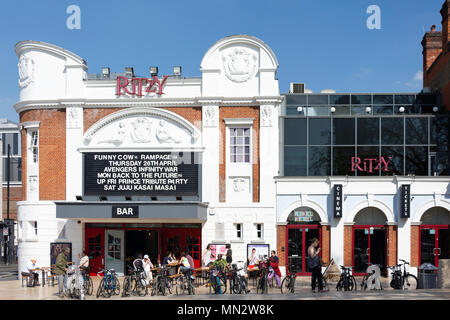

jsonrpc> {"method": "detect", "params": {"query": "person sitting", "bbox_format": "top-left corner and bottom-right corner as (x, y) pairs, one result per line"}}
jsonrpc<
(178, 252), (192, 276)
(21, 257), (39, 287)
(210, 254), (227, 272)
(161, 251), (174, 267)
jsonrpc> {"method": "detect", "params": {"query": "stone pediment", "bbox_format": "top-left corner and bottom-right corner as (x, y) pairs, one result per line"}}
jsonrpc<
(83, 107), (201, 149)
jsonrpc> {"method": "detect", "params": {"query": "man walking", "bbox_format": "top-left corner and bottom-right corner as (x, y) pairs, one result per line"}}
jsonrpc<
(54, 248), (69, 298)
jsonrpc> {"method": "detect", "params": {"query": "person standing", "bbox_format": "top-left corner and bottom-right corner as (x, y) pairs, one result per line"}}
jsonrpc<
(268, 250), (281, 288)
(143, 254), (154, 286)
(308, 238), (327, 293)
(225, 243), (232, 265)
(79, 251), (89, 274)
(54, 248), (69, 298)
(202, 244), (212, 267)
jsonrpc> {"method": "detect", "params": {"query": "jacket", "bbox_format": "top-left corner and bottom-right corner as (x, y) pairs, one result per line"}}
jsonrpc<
(54, 252), (67, 275)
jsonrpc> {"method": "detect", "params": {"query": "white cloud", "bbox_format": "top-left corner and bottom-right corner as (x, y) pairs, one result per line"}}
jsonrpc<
(413, 70), (423, 82)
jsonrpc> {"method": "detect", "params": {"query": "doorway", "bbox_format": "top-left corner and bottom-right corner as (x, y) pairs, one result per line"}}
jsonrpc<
(286, 225), (321, 275)
(420, 226), (449, 267)
(124, 230), (159, 274)
(353, 226), (387, 275)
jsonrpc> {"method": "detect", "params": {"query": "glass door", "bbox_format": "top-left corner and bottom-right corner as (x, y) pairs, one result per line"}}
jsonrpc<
(105, 230), (124, 275)
(370, 228), (386, 274)
(305, 228), (320, 273)
(353, 228), (369, 274)
(85, 228), (104, 275)
(287, 228), (302, 274)
(421, 226), (450, 267)
(438, 228), (449, 262)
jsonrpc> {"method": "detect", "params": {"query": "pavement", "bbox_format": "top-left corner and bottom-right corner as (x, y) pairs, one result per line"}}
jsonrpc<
(0, 275), (449, 300)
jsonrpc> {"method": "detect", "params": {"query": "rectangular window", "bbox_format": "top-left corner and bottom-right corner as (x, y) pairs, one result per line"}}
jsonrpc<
(357, 118), (380, 145)
(308, 95), (328, 105)
(229, 128), (250, 163)
(381, 118), (404, 145)
(373, 95), (393, 104)
(309, 146), (331, 176)
(395, 95), (415, 105)
(356, 146), (380, 175)
(284, 118), (307, 145)
(28, 221), (38, 238)
(381, 146), (404, 176)
(333, 118), (355, 145)
(309, 118), (331, 145)
(256, 224), (263, 240)
(333, 147), (355, 176)
(330, 95), (350, 105)
(351, 95), (371, 105)
(406, 117), (428, 145)
(30, 131), (39, 163)
(235, 223), (243, 240)
(405, 146), (428, 175)
(2, 158), (22, 182)
(284, 146), (307, 176)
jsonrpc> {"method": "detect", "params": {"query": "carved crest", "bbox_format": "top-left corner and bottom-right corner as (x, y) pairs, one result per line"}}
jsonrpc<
(222, 49), (257, 83)
(18, 55), (35, 89)
(130, 118), (152, 143)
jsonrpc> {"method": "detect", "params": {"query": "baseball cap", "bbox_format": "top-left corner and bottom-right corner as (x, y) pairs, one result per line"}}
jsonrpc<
(144, 254), (149, 259)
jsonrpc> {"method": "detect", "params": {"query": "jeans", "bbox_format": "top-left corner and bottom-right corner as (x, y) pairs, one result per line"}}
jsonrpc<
(311, 266), (323, 291)
(58, 274), (67, 295)
(268, 271), (281, 287)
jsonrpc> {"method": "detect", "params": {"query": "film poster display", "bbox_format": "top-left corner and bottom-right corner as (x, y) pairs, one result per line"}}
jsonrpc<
(50, 242), (72, 266)
(84, 152), (199, 196)
(210, 244), (227, 261)
(247, 244), (270, 261)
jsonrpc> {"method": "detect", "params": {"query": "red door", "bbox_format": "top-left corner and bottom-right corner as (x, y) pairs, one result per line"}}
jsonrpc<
(285, 225), (321, 275)
(420, 225), (450, 267)
(162, 228), (201, 268)
(352, 226), (387, 276)
(85, 228), (104, 275)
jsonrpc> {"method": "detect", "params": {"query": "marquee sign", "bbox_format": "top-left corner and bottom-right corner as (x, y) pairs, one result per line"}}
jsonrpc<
(351, 156), (392, 173)
(293, 210), (314, 222)
(399, 184), (411, 218)
(333, 184), (343, 218)
(84, 152), (199, 196)
(115, 75), (168, 96)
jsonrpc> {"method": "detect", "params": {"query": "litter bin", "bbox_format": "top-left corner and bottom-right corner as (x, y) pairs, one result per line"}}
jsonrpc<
(418, 263), (439, 289)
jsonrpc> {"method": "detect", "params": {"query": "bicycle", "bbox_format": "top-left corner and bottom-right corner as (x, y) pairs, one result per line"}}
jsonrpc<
(122, 266), (148, 297)
(175, 268), (195, 296)
(360, 263), (383, 291)
(80, 267), (93, 296)
(388, 259), (417, 290)
(226, 263), (249, 294)
(314, 259), (331, 292)
(151, 266), (174, 296)
(208, 266), (227, 295)
(336, 266), (357, 291)
(96, 269), (120, 298)
(66, 265), (85, 300)
(256, 260), (269, 295)
(281, 265), (297, 294)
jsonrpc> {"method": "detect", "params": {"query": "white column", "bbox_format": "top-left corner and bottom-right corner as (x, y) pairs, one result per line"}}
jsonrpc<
(66, 106), (84, 200)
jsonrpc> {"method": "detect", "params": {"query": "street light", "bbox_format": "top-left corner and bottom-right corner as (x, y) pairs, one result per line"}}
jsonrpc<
(150, 66), (158, 77)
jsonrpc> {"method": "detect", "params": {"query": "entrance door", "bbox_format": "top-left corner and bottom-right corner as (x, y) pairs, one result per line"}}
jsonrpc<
(420, 225), (450, 267)
(105, 230), (125, 275)
(85, 228), (104, 274)
(286, 225), (321, 275)
(353, 226), (386, 275)
(162, 228), (202, 268)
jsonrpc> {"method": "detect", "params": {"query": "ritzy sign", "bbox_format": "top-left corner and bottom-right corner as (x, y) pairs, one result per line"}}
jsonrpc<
(351, 156), (392, 173)
(116, 75), (168, 96)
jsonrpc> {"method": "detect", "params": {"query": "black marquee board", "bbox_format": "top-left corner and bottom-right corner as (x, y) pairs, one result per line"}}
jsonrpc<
(84, 152), (199, 196)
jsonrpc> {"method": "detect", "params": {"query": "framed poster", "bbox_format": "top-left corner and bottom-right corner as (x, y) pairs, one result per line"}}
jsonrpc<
(50, 242), (72, 266)
(209, 244), (227, 261)
(247, 244), (270, 261)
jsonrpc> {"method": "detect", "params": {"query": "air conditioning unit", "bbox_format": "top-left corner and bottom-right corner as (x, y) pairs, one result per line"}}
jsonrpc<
(290, 82), (305, 94)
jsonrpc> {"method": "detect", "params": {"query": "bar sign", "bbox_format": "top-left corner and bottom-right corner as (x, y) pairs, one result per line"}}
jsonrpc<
(112, 205), (139, 218)
(334, 184), (343, 218)
(400, 185), (410, 218)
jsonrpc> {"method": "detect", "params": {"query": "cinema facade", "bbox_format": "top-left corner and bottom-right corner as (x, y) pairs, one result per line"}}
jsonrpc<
(14, 35), (449, 277)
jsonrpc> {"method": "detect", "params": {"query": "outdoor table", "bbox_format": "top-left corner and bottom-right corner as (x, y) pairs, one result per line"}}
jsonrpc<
(247, 267), (259, 287)
(30, 267), (50, 287)
(195, 267), (210, 286)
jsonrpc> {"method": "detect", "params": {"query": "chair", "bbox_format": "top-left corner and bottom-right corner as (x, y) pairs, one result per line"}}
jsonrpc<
(47, 265), (58, 287)
(21, 273), (31, 288)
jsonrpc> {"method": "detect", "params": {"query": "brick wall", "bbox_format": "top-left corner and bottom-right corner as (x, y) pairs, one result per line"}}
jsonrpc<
(387, 225), (398, 267)
(2, 185), (23, 220)
(411, 225), (420, 267)
(277, 225), (287, 267)
(219, 106), (260, 202)
(20, 109), (66, 201)
(343, 225), (353, 266)
(321, 225), (331, 265)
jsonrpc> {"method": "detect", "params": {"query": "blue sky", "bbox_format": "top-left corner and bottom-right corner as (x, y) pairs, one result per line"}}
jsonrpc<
(0, 0), (445, 122)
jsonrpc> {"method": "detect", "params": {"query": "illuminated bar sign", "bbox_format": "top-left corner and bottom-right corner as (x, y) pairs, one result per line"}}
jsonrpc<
(112, 205), (139, 218)
(351, 156), (392, 173)
(115, 75), (168, 96)
(399, 184), (411, 218)
(84, 152), (199, 196)
(334, 184), (343, 218)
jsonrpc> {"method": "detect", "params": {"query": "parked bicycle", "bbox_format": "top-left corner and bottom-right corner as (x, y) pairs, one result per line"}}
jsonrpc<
(256, 259), (269, 294)
(209, 265), (227, 295)
(175, 268), (195, 296)
(281, 264), (297, 294)
(388, 259), (417, 290)
(314, 258), (332, 292)
(336, 266), (357, 291)
(96, 269), (120, 298)
(151, 266), (174, 296)
(65, 264), (85, 300)
(122, 266), (148, 297)
(361, 263), (383, 291)
(82, 268), (93, 296)
(226, 262), (249, 294)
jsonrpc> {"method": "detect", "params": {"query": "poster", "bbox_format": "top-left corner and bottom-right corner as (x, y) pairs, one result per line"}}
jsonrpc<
(209, 244), (227, 261)
(247, 244), (270, 261)
(50, 242), (72, 266)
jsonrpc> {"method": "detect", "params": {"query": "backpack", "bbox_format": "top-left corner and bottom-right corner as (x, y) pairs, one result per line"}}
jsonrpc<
(390, 271), (402, 289)
(133, 259), (144, 272)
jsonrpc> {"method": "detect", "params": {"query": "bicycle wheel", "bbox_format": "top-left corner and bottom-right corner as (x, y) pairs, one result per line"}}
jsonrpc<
(350, 276), (357, 291)
(219, 276), (227, 294)
(231, 277), (241, 294)
(122, 276), (131, 297)
(151, 277), (158, 296)
(176, 277), (185, 296)
(361, 275), (368, 291)
(85, 276), (93, 296)
(336, 278), (343, 291)
(113, 275), (120, 295)
(403, 274), (418, 290)
(188, 277), (195, 295)
(96, 278), (105, 298)
(136, 278), (148, 297)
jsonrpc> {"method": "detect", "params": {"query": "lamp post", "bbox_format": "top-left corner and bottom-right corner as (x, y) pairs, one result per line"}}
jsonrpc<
(5, 144), (14, 265)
